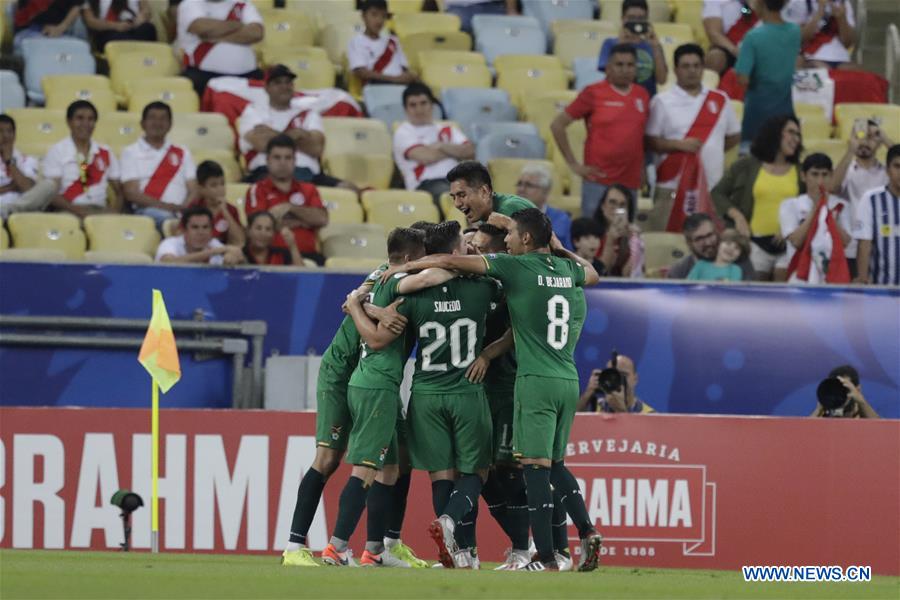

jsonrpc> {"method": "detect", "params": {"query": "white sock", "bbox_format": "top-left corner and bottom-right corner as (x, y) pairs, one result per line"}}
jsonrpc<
(286, 542), (304, 551)
(384, 537), (400, 549)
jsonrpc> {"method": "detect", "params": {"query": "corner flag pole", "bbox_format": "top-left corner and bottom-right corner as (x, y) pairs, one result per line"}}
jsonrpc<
(151, 379), (160, 554)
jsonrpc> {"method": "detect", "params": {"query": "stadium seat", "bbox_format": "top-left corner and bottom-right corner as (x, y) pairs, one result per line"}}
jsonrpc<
(105, 40), (171, 64)
(43, 75), (116, 113)
(799, 114), (833, 140)
(195, 149), (243, 184)
(284, 0), (356, 31)
(363, 84), (441, 128)
(319, 22), (366, 67)
(550, 194), (581, 215)
(108, 43), (180, 101)
(725, 101), (743, 169)
(443, 88), (518, 135)
(261, 45), (328, 68)
(422, 61), (492, 96)
(392, 12), (460, 38)
(655, 22), (696, 70)
(803, 139), (847, 166)
(168, 112), (235, 153)
(363, 190), (440, 228)
(488, 158), (563, 197)
(7, 212), (86, 260)
(643, 232), (689, 278)
(473, 17), (547, 66)
(522, 90), (577, 141)
(794, 102), (827, 120)
(573, 56), (606, 90)
(324, 256), (387, 271)
(0, 248), (69, 262)
(400, 31), (473, 73)
(325, 154), (395, 190)
(322, 118), (392, 156)
(0, 70), (25, 111)
(669, 0), (707, 48)
(418, 49), (486, 70)
(93, 111), (142, 155)
(466, 121), (540, 145)
(4, 108), (67, 158)
(1, 225), (8, 250)
(598, 0), (671, 23)
(388, 0), (424, 14)
(225, 183), (249, 226)
(83, 250), (154, 264)
(439, 193), (468, 228)
(522, 0), (595, 37)
(127, 77), (199, 113)
(552, 21), (618, 71)
(83, 214), (161, 257)
(320, 223), (388, 259)
(495, 55), (568, 111)
(476, 132), (546, 163)
(319, 187), (364, 225)
(271, 51), (336, 89)
(22, 38), (95, 104)
(834, 103), (900, 142)
(161, 218), (180, 238)
(257, 9), (318, 57)
(471, 14), (541, 37)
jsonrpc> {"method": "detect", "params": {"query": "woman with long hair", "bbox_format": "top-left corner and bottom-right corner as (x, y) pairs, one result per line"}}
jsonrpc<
(242, 211), (302, 267)
(592, 183), (645, 277)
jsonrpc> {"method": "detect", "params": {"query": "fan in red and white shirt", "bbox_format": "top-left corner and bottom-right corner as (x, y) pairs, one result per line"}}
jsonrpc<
(348, 0), (415, 87)
(0, 114), (56, 219)
(81, 0), (157, 52)
(120, 101), (197, 226)
(781, 0), (856, 69)
(245, 135), (328, 264)
(177, 0), (264, 96)
(702, 0), (760, 74)
(393, 82), (473, 201)
(43, 100), (122, 218)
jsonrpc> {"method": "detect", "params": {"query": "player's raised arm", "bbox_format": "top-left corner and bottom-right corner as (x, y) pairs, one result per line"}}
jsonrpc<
(397, 267), (456, 294)
(380, 254), (488, 283)
(551, 234), (600, 286)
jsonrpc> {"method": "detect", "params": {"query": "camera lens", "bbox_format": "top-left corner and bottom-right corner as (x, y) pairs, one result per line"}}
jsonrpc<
(816, 377), (848, 411)
(597, 368), (624, 394)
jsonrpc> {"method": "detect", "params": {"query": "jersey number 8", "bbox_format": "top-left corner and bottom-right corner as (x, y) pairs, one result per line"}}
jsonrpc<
(546, 295), (569, 350)
(420, 318), (477, 372)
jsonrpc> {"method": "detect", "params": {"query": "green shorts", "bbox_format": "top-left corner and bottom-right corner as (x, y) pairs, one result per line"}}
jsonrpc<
(486, 387), (515, 464)
(345, 386), (400, 469)
(513, 375), (578, 461)
(315, 382), (352, 451)
(407, 390), (492, 474)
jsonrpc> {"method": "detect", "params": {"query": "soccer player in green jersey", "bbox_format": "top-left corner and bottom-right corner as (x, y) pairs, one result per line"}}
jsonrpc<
(321, 228), (456, 568)
(381, 209), (604, 573)
(448, 161), (535, 226)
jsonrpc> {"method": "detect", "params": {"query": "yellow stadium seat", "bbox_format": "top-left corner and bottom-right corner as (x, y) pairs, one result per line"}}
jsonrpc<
(284, 0), (356, 30)
(83, 214), (161, 256)
(365, 191), (440, 229)
(7, 213), (86, 260)
(599, 0), (671, 22)
(799, 114), (833, 140)
(803, 139), (848, 166)
(400, 31), (472, 72)
(324, 256), (388, 271)
(225, 183), (250, 226)
(262, 45), (328, 68)
(522, 90), (578, 141)
(643, 232), (689, 278)
(257, 9), (318, 56)
(127, 77), (199, 113)
(194, 149), (243, 184)
(94, 111), (141, 155)
(82, 250), (154, 264)
(324, 154), (395, 190)
(105, 41), (173, 65)
(724, 100), (744, 169)
(489, 158), (564, 198)
(1, 225), (8, 250)
(421, 61), (491, 96)
(495, 55), (568, 111)
(264, 50), (336, 89)
(0, 248), (69, 262)
(169, 112), (235, 153)
(108, 44), (180, 101)
(319, 187), (364, 225)
(320, 22), (366, 66)
(417, 50), (485, 71)
(834, 103), (900, 142)
(5, 108), (67, 158)
(388, 0), (424, 15)
(439, 193), (468, 228)
(43, 75), (116, 113)
(795, 102), (826, 119)
(552, 21), (618, 70)
(550, 194), (580, 216)
(360, 189), (426, 212)
(320, 223), (388, 259)
(670, 0), (708, 48)
(653, 22), (695, 42)
(323, 117), (392, 156)
(392, 12), (460, 38)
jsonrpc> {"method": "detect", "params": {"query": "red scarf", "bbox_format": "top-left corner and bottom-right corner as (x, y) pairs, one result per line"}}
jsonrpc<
(657, 90), (727, 183)
(665, 155), (722, 233)
(14, 0), (53, 28)
(372, 38), (397, 73)
(786, 191), (850, 283)
(803, 15), (839, 55)
(725, 8), (758, 45)
(143, 145), (184, 200)
(184, 2), (245, 68)
(62, 148), (111, 202)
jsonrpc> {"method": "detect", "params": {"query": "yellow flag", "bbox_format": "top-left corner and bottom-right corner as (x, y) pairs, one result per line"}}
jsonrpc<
(138, 289), (181, 393)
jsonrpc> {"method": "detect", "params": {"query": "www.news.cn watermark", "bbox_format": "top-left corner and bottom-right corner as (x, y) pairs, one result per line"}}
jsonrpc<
(742, 566), (872, 582)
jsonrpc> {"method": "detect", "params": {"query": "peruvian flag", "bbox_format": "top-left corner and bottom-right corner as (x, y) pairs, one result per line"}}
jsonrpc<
(786, 190), (850, 284)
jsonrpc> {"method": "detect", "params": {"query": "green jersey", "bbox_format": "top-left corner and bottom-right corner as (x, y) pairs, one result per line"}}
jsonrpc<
(492, 193), (535, 217)
(483, 301), (517, 395)
(347, 273), (413, 391)
(400, 275), (499, 394)
(481, 252), (586, 380)
(319, 264), (388, 387)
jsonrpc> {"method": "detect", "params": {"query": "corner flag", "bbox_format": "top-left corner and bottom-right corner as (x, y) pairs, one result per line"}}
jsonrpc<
(138, 289), (181, 392)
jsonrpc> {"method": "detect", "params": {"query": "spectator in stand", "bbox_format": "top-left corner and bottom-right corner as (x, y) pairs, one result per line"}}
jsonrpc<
(0, 115), (57, 219)
(570, 217), (606, 275)
(13, 0), (85, 55)
(246, 135), (328, 265)
(592, 184), (644, 277)
(734, 0), (799, 147)
(186, 160), (244, 246)
(668, 212), (755, 279)
(443, 0), (518, 35)
(811, 365), (879, 418)
(779, 153), (851, 284)
(43, 100), (122, 219)
(239, 65), (353, 191)
(702, 0), (759, 76)
(348, 0), (415, 89)
(597, 0), (667, 98)
(687, 228), (749, 282)
(551, 44), (649, 219)
(514, 163), (572, 250)
(393, 82), (472, 206)
(177, 0), (264, 97)
(120, 101), (196, 226)
(578, 354), (654, 413)
(81, 0), (156, 51)
(781, 0), (857, 70)
(156, 205), (244, 265)
(712, 114), (802, 281)
(853, 144), (900, 286)
(646, 44), (741, 230)
(242, 211), (302, 266)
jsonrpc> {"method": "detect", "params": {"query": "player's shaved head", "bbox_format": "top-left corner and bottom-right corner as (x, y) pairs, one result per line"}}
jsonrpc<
(387, 227), (425, 264)
(473, 223), (508, 254)
(510, 208), (553, 250)
(425, 220), (462, 255)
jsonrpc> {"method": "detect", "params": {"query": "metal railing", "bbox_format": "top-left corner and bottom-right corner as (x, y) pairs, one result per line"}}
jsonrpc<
(888, 23), (900, 104)
(0, 315), (268, 409)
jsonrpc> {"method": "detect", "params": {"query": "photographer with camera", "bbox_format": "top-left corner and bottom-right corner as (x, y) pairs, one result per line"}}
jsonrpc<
(811, 365), (879, 419)
(578, 353), (655, 414)
(598, 0), (667, 98)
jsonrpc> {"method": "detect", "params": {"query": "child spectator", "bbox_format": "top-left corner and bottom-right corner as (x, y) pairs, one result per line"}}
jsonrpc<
(853, 144), (900, 286)
(687, 228), (748, 281)
(597, 0), (667, 98)
(242, 211), (302, 266)
(81, 0), (157, 51)
(187, 160), (245, 246)
(348, 0), (415, 88)
(570, 217), (607, 276)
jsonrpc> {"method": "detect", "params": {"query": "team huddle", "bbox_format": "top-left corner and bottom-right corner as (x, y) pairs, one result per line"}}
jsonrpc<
(282, 162), (603, 572)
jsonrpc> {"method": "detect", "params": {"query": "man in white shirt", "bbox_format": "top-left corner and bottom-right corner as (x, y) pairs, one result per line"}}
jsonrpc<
(43, 100), (122, 219)
(646, 44), (740, 231)
(120, 101), (197, 226)
(0, 114), (56, 219)
(348, 0), (415, 88)
(781, 0), (856, 69)
(177, 0), (264, 96)
(155, 205), (244, 265)
(393, 82), (473, 207)
(702, 0), (759, 75)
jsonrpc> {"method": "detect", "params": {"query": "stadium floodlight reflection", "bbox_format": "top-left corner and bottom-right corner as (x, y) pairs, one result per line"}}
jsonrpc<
(110, 490), (144, 552)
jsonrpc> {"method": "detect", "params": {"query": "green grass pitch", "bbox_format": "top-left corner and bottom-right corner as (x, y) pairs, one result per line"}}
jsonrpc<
(1, 550), (898, 599)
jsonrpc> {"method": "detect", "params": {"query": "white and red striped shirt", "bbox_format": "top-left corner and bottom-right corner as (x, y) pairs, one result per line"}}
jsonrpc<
(120, 138), (195, 207)
(177, 0), (262, 74)
(393, 121), (469, 191)
(347, 32), (408, 77)
(42, 137), (120, 208)
(238, 100), (324, 173)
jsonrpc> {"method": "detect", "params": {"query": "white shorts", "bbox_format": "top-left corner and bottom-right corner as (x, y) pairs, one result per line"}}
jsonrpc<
(750, 241), (783, 274)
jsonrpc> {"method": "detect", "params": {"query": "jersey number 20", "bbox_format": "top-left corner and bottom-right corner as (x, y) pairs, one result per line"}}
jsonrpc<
(420, 318), (477, 371)
(546, 295), (569, 350)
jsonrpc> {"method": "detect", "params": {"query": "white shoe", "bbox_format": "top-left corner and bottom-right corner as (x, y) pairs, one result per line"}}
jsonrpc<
(452, 548), (473, 569)
(528, 537), (536, 556)
(555, 552), (573, 572)
(428, 515), (457, 568)
(494, 548), (531, 571)
(431, 562), (445, 568)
